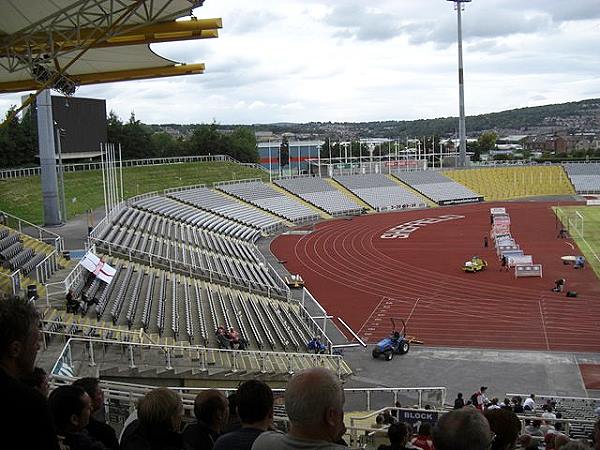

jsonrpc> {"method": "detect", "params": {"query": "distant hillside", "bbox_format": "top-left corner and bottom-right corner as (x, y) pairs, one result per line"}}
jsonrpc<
(153, 98), (600, 139)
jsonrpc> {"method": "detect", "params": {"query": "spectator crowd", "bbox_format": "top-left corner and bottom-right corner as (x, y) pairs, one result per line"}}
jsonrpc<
(1, 297), (599, 450)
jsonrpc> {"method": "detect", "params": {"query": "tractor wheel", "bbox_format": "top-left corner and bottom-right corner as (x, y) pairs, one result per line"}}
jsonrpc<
(372, 348), (380, 359)
(398, 341), (410, 355)
(384, 350), (394, 361)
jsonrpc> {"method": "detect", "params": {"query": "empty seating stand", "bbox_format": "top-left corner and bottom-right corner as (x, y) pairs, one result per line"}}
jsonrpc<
(94, 206), (286, 296)
(216, 180), (320, 224)
(168, 187), (283, 234)
(333, 174), (427, 211)
(275, 176), (363, 216)
(563, 162), (600, 193)
(393, 171), (482, 205)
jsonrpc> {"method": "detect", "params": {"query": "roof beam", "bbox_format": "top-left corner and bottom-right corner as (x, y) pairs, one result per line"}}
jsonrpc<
(0, 63), (205, 93)
(1, 19), (222, 57)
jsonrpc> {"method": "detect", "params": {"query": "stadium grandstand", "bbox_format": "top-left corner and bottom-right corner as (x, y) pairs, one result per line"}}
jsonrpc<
(392, 170), (483, 205)
(2, 1), (600, 448)
(333, 173), (428, 211)
(443, 165), (575, 200)
(563, 162), (600, 194)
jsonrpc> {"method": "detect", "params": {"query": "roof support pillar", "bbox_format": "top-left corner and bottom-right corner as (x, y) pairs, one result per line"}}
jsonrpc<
(37, 89), (62, 226)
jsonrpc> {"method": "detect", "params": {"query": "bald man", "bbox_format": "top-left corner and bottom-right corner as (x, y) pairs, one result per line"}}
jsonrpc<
(251, 367), (348, 450)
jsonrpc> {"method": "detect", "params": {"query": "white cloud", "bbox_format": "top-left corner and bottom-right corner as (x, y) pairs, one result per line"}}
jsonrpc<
(1, 0), (600, 125)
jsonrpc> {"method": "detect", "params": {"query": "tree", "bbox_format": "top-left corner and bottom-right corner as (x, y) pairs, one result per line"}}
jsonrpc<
(187, 122), (223, 156)
(228, 127), (258, 163)
(478, 131), (498, 152)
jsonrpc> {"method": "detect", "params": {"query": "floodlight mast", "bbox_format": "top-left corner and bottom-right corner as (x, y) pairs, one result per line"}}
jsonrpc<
(448, 0), (471, 167)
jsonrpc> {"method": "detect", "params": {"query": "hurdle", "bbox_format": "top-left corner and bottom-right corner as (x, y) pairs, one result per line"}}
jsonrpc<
(515, 264), (543, 278)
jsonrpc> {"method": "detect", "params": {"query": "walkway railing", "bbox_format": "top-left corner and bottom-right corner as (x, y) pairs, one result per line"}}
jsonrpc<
(34, 249), (59, 284)
(0, 210), (64, 252)
(0, 154), (237, 180)
(0, 268), (21, 296)
(49, 336), (348, 379)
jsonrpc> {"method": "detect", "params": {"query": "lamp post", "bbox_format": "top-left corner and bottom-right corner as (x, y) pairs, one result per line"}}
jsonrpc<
(447, 0), (471, 168)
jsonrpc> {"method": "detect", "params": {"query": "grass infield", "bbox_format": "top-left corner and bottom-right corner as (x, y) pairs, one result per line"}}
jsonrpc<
(554, 205), (600, 278)
(0, 161), (269, 224)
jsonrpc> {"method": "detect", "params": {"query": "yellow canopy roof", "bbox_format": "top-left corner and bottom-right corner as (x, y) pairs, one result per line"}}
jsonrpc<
(0, 0), (221, 94)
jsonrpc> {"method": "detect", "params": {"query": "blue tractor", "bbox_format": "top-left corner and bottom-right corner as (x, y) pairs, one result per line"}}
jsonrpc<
(372, 318), (411, 361)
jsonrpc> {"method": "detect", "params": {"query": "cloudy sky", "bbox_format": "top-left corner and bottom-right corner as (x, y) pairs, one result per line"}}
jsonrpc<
(2, 0), (600, 125)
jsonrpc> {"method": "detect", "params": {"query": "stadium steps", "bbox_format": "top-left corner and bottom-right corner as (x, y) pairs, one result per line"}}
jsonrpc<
(0, 265), (47, 298)
(268, 182), (332, 220)
(386, 175), (438, 208)
(325, 178), (373, 212)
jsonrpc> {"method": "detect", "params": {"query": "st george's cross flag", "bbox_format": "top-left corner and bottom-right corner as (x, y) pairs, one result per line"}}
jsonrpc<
(80, 251), (116, 284)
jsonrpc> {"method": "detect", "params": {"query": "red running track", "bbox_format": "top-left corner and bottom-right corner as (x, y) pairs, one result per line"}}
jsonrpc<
(271, 201), (600, 352)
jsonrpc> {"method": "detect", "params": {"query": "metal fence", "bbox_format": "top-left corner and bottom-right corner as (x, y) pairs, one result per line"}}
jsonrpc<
(0, 154), (238, 180)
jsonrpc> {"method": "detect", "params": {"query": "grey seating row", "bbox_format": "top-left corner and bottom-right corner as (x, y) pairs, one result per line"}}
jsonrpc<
(334, 174), (427, 211)
(98, 211), (283, 295)
(168, 187), (283, 233)
(275, 177), (363, 216)
(563, 163), (600, 193)
(78, 256), (314, 353)
(392, 171), (482, 205)
(216, 181), (320, 224)
(107, 207), (261, 264)
(132, 196), (261, 242)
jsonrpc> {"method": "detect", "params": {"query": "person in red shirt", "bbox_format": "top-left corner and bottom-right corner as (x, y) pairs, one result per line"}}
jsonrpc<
(411, 422), (435, 450)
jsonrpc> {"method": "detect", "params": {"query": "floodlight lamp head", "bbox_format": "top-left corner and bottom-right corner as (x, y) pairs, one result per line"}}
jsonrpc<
(446, 0), (472, 2)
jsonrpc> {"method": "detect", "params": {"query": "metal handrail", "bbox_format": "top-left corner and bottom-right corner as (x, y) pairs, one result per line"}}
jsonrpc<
(0, 155), (240, 180)
(0, 210), (64, 252)
(50, 336), (346, 378)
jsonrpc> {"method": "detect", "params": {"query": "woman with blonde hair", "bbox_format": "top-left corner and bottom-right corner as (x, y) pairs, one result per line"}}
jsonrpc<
(121, 387), (184, 450)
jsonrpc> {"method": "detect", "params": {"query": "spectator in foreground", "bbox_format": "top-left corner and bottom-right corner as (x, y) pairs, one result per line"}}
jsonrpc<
(454, 393), (465, 409)
(378, 422), (413, 450)
(0, 296), (60, 449)
(484, 408), (521, 450)
(120, 387), (184, 450)
(411, 422), (435, 450)
(432, 408), (492, 450)
(251, 367), (347, 449)
(524, 419), (543, 437)
(73, 377), (119, 449)
(214, 380), (273, 450)
(184, 389), (229, 450)
(21, 365), (50, 398)
(48, 384), (105, 450)
(223, 392), (241, 433)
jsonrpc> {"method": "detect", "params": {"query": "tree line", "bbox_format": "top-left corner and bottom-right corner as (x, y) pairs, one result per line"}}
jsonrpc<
(0, 109), (258, 169)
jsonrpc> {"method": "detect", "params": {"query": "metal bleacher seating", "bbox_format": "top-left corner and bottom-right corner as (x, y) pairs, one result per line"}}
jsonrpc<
(563, 162), (600, 193)
(132, 195), (261, 242)
(168, 187), (283, 234)
(95, 206), (287, 296)
(69, 254), (318, 354)
(216, 180), (320, 224)
(274, 176), (363, 216)
(333, 174), (427, 211)
(392, 170), (482, 205)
